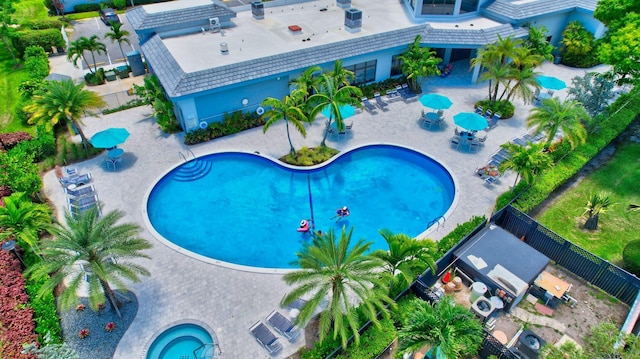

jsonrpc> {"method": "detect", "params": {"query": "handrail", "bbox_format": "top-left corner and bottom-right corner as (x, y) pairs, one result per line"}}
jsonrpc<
(427, 215), (446, 229)
(178, 152), (187, 163)
(192, 342), (222, 358)
(178, 150), (197, 164)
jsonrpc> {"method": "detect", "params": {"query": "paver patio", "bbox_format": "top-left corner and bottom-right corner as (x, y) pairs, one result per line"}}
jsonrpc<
(41, 61), (606, 358)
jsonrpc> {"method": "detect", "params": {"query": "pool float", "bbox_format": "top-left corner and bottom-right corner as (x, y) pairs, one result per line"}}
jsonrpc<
(297, 220), (310, 232)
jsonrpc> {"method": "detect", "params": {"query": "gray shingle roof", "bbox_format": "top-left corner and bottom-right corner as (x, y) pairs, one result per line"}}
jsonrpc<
(127, 3), (236, 31)
(483, 0), (598, 22)
(143, 23), (527, 98)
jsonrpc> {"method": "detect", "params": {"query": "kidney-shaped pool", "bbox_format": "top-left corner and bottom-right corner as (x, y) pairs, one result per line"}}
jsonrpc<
(146, 145), (456, 269)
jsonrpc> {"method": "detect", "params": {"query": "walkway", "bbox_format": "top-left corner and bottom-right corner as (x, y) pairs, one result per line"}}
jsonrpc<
(42, 61), (602, 358)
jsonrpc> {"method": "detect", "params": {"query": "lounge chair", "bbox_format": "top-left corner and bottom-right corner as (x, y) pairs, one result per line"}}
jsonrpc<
(68, 194), (99, 208)
(484, 109), (493, 119)
(374, 92), (389, 110)
(385, 89), (400, 101)
(487, 112), (501, 129)
(282, 295), (308, 310)
(400, 84), (417, 102)
(475, 106), (483, 115)
(249, 321), (282, 354)
(69, 201), (101, 218)
(56, 167), (92, 187)
(361, 97), (377, 114)
(267, 310), (301, 342)
(65, 184), (96, 198)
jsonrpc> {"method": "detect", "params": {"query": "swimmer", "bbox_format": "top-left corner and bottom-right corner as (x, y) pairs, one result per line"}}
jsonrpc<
(297, 219), (311, 233)
(331, 206), (350, 222)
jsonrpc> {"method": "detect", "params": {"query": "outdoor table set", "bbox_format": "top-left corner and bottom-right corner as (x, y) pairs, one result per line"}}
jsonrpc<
(419, 93), (452, 130)
(89, 127), (130, 171)
(534, 75), (567, 105)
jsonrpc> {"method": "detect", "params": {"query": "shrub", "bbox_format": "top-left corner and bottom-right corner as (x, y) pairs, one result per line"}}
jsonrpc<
(0, 150), (42, 196)
(437, 215), (486, 256)
(0, 250), (38, 358)
(184, 111), (266, 145)
(102, 98), (148, 114)
(475, 99), (515, 119)
(23, 46), (50, 80)
(280, 146), (339, 166)
(113, 0), (126, 9)
(73, 4), (101, 12)
(10, 131), (56, 163)
(0, 132), (32, 150)
(623, 240), (640, 275)
(12, 29), (65, 57)
(334, 319), (396, 358)
(21, 19), (63, 30)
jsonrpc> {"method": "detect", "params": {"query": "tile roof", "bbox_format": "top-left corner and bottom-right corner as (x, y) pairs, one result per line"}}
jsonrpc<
(127, 2), (236, 31)
(483, 0), (598, 21)
(144, 23), (526, 98)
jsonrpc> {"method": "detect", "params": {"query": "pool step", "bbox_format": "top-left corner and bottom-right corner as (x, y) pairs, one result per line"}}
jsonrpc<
(174, 159), (212, 181)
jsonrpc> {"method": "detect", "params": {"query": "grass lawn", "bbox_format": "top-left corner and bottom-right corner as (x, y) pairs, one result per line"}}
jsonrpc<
(0, 51), (30, 133)
(536, 143), (640, 265)
(13, 0), (50, 21)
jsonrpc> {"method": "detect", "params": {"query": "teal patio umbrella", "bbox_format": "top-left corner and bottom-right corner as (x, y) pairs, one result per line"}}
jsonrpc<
(321, 104), (355, 120)
(453, 112), (488, 131)
(536, 76), (566, 91)
(419, 93), (453, 111)
(90, 128), (130, 149)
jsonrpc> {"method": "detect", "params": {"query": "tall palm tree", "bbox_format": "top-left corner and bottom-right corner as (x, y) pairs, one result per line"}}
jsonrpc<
(0, 192), (51, 256)
(24, 80), (106, 146)
(371, 229), (437, 291)
(499, 142), (553, 189)
(104, 22), (131, 66)
(67, 39), (93, 73)
(27, 209), (152, 318)
(526, 97), (589, 149)
(398, 296), (484, 359)
(399, 35), (441, 93)
(505, 66), (540, 104)
(583, 192), (614, 230)
(307, 74), (362, 147)
(261, 89), (310, 156)
(327, 59), (355, 87)
(281, 226), (395, 348)
(80, 35), (107, 73)
(478, 62), (512, 102)
(289, 65), (322, 99)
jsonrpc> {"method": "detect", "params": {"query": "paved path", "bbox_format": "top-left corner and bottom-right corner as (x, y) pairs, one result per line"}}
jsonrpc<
(42, 61), (604, 358)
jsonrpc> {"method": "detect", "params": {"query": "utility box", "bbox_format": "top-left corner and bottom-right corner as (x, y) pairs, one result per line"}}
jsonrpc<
(251, 2), (264, 20)
(127, 51), (146, 76)
(344, 8), (362, 33)
(337, 0), (351, 9)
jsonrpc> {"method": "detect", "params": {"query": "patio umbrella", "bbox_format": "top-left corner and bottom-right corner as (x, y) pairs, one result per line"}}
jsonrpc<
(536, 76), (566, 91)
(419, 93), (453, 111)
(90, 128), (130, 149)
(321, 104), (355, 120)
(453, 112), (488, 131)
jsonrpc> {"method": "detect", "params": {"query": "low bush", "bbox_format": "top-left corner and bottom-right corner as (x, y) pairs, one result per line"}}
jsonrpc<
(0, 249), (38, 358)
(102, 98), (148, 114)
(623, 240), (640, 276)
(11, 130), (56, 163)
(436, 215), (486, 256)
(334, 318), (396, 358)
(0, 131), (32, 150)
(280, 146), (339, 166)
(21, 19), (63, 30)
(184, 111), (265, 145)
(475, 99), (515, 119)
(73, 4), (102, 12)
(12, 29), (65, 58)
(85, 68), (105, 86)
(359, 76), (407, 99)
(497, 90), (640, 213)
(23, 46), (50, 80)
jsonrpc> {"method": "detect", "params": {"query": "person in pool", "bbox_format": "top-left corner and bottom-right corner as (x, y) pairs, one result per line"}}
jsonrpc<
(333, 206), (350, 222)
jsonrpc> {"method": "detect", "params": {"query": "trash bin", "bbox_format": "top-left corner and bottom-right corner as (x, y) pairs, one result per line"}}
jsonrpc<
(553, 55), (562, 64)
(105, 70), (117, 82)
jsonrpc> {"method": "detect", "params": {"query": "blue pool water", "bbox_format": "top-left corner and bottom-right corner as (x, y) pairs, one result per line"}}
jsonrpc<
(147, 145), (455, 269)
(147, 323), (214, 359)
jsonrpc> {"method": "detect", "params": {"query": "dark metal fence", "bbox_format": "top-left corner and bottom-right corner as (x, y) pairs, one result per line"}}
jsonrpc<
(492, 205), (640, 306)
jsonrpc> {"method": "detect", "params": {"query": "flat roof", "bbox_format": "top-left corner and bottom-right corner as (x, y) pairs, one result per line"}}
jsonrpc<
(162, 0), (502, 73)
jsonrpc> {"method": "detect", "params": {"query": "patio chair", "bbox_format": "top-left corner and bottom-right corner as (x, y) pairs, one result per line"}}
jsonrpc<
(68, 194), (99, 209)
(65, 184), (96, 198)
(450, 137), (460, 149)
(345, 122), (353, 130)
(436, 109), (444, 119)
(374, 92), (389, 110)
(249, 321), (283, 354)
(469, 141), (480, 153)
(361, 97), (377, 114)
(267, 310), (301, 342)
(423, 117), (434, 129)
(534, 88), (540, 100)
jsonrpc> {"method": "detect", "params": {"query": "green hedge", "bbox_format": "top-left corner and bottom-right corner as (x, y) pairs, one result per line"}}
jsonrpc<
(184, 111), (266, 145)
(436, 215), (487, 256)
(73, 4), (103, 12)
(495, 90), (640, 212)
(334, 319), (396, 359)
(21, 19), (63, 30)
(12, 29), (65, 58)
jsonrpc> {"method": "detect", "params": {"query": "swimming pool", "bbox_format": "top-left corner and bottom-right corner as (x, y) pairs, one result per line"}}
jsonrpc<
(146, 144), (456, 269)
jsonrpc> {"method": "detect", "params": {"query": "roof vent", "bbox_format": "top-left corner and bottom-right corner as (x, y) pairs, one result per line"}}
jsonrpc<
(344, 8), (362, 33)
(220, 42), (229, 54)
(252, 1), (264, 20)
(336, 0), (351, 9)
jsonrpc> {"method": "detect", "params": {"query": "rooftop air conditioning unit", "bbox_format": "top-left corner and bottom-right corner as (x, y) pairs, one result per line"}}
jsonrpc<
(210, 17), (220, 32)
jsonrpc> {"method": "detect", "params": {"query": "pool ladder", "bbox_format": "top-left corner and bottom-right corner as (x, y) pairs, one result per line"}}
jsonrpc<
(193, 342), (222, 358)
(174, 150), (212, 181)
(427, 215), (446, 230)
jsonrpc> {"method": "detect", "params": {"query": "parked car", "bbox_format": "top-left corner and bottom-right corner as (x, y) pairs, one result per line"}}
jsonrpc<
(99, 8), (120, 26)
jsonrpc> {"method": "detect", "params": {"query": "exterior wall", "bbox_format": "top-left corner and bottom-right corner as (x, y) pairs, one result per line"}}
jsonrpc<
(568, 11), (606, 39)
(525, 13), (571, 46)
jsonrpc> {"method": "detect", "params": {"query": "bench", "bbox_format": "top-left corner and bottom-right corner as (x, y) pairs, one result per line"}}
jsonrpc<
(535, 302), (554, 316)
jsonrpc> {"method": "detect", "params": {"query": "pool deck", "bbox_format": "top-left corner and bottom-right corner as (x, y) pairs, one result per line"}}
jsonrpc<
(42, 60), (607, 358)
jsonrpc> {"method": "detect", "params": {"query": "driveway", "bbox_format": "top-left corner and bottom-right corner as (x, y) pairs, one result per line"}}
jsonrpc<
(69, 14), (140, 70)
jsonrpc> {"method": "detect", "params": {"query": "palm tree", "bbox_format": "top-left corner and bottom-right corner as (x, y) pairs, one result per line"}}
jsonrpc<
(281, 226), (395, 348)
(104, 22), (131, 66)
(398, 296), (484, 359)
(24, 80), (106, 146)
(499, 142), (553, 189)
(505, 65), (540, 104)
(307, 74), (362, 147)
(262, 89), (310, 156)
(27, 209), (152, 318)
(399, 35), (441, 93)
(526, 97), (589, 149)
(67, 39), (93, 73)
(371, 229), (437, 291)
(583, 192), (614, 230)
(327, 59), (355, 86)
(0, 192), (51, 255)
(80, 35), (107, 73)
(477, 62), (512, 102)
(289, 65), (322, 99)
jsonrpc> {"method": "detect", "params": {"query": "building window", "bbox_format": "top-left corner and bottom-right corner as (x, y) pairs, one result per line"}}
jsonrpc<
(459, 0), (478, 14)
(421, 0), (456, 16)
(345, 60), (377, 85)
(391, 55), (403, 77)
